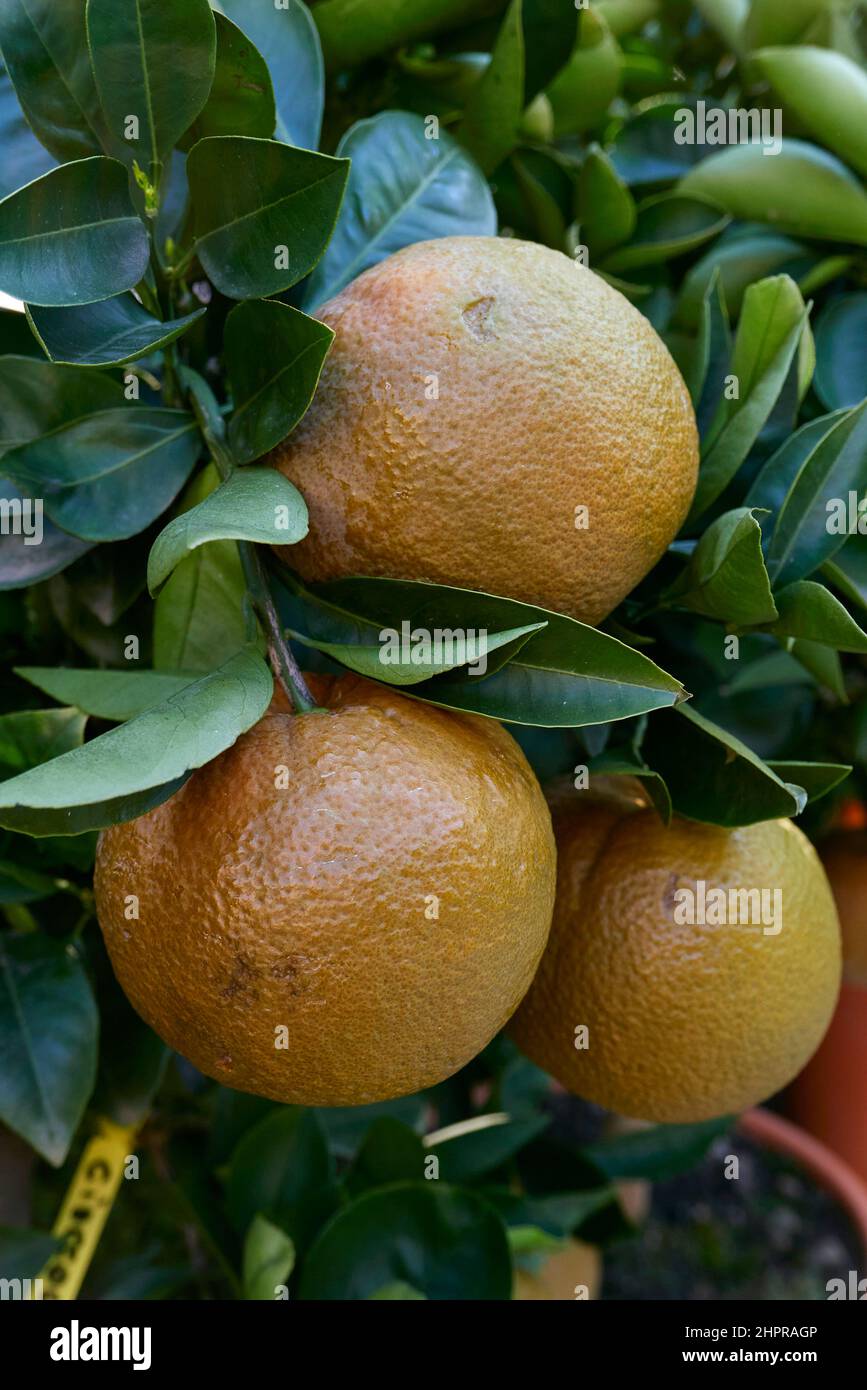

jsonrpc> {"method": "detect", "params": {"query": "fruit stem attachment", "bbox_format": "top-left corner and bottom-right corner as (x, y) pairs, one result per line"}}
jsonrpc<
(185, 373), (320, 716)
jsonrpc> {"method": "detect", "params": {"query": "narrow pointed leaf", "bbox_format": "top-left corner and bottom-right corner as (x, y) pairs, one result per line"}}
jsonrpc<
(218, 0), (323, 149)
(663, 508), (777, 625)
(754, 46), (867, 180)
(768, 580), (867, 652)
(26, 296), (206, 367)
(179, 10), (275, 148)
(14, 668), (195, 722)
(0, 647), (273, 835)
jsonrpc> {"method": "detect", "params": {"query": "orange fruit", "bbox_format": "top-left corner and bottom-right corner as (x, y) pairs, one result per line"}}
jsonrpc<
(511, 779), (841, 1122)
(513, 1239), (602, 1300)
(818, 830), (867, 986)
(94, 674), (555, 1106)
(272, 236), (698, 626)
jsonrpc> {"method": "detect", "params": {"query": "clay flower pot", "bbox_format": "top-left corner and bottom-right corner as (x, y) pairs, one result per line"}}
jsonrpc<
(786, 982), (867, 1185)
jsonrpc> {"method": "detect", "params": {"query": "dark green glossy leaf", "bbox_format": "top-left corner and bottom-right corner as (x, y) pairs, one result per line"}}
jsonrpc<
(2, 407), (201, 541)
(0, 480), (93, 590)
(187, 136), (349, 299)
(692, 266), (732, 434)
(0, 158), (150, 307)
(291, 619), (544, 688)
(26, 295), (205, 367)
(601, 193), (729, 273)
(768, 579), (867, 652)
(14, 667), (194, 722)
(642, 703), (806, 826)
(0, 355), (123, 456)
(688, 275), (808, 524)
(279, 573), (686, 727)
(0, 646), (272, 835)
(0, 706), (86, 775)
(582, 1116), (730, 1182)
(680, 140), (867, 246)
(346, 1118), (425, 1196)
(754, 46), (867, 179)
(180, 10), (275, 148)
(87, 0), (216, 171)
(243, 1215), (295, 1300)
(663, 508), (777, 625)
(578, 144), (635, 258)
(814, 293), (867, 411)
(299, 1182), (512, 1300)
(217, 0), (323, 150)
(0, 65), (55, 199)
(0, 933), (97, 1165)
(763, 399), (867, 586)
(790, 637), (846, 699)
(428, 1114), (549, 1182)
(304, 112), (495, 311)
(225, 299), (333, 462)
(227, 1108), (338, 1255)
(0, 0), (104, 161)
(766, 759), (850, 803)
(610, 96), (706, 186)
(148, 467), (308, 594)
(823, 532), (867, 612)
(154, 540), (248, 672)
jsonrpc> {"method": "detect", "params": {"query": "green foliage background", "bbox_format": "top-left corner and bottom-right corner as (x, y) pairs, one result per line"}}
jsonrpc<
(0, 0), (866, 1299)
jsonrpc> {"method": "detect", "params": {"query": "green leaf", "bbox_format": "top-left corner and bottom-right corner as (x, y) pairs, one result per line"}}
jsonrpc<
(14, 668), (195, 722)
(313, 0), (504, 74)
(299, 1182), (512, 1301)
(688, 275), (808, 523)
(187, 136), (349, 300)
(642, 703), (806, 826)
(154, 539), (248, 672)
(0, 933), (97, 1165)
(0, 481), (93, 590)
(0, 862), (58, 904)
(0, 0), (105, 161)
(0, 706), (86, 774)
(2, 407), (201, 542)
(765, 759), (850, 803)
(88, 937), (168, 1127)
(0, 355), (123, 456)
(790, 637), (847, 699)
(600, 193), (729, 273)
(148, 468), (308, 595)
(0, 1226), (59, 1281)
(0, 64), (56, 199)
(585, 747), (673, 824)
(0, 646), (272, 835)
(691, 266), (732, 433)
(582, 1117), (730, 1182)
(754, 47), (867, 180)
(546, 5), (622, 136)
(677, 229), (814, 331)
(679, 140), (867, 246)
(216, 0), (323, 149)
(459, 0), (524, 176)
(578, 144), (636, 259)
(279, 574), (686, 727)
(663, 508), (777, 625)
(0, 158), (150, 307)
(768, 579), (867, 652)
(26, 296), (205, 367)
(179, 10), (275, 148)
(763, 399), (867, 586)
(823, 531), (867, 612)
(225, 300), (333, 463)
(242, 1215), (295, 1301)
(227, 1108), (338, 1255)
(814, 292), (867, 411)
(426, 1114), (549, 1182)
(291, 620), (544, 688)
(346, 1118), (425, 1196)
(303, 112), (496, 311)
(87, 0), (216, 172)
(368, 1281), (427, 1300)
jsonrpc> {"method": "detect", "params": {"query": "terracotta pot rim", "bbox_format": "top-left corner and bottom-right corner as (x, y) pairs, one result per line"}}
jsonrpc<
(739, 1106), (867, 1255)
